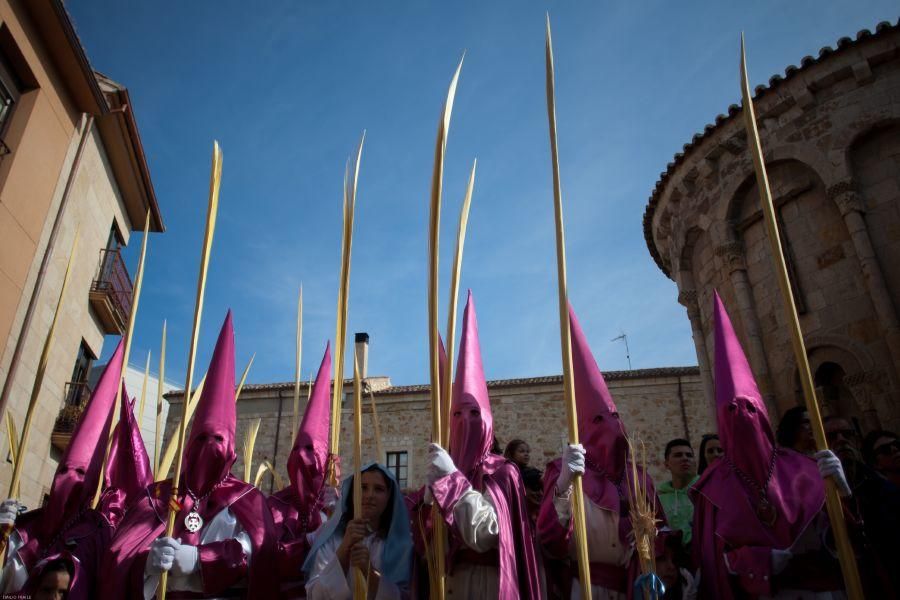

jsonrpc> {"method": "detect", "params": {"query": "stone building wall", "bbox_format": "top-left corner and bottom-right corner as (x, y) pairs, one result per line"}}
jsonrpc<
(0, 123), (135, 506)
(644, 21), (900, 433)
(0, 2), (162, 506)
(163, 367), (713, 492)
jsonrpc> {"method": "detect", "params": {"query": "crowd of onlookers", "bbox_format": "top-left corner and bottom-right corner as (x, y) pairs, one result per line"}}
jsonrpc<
(499, 415), (900, 597)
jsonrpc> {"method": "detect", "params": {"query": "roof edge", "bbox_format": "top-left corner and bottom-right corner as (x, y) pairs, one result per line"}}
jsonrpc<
(642, 19), (900, 278)
(163, 366), (702, 400)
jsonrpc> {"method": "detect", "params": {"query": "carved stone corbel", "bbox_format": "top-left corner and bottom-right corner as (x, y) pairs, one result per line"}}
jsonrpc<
(826, 179), (864, 217)
(678, 289), (700, 320)
(715, 242), (746, 274)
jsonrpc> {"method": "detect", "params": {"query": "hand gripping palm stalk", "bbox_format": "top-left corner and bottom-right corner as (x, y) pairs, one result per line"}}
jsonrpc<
(544, 16), (592, 598)
(739, 37), (862, 600)
(159, 142), (222, 600)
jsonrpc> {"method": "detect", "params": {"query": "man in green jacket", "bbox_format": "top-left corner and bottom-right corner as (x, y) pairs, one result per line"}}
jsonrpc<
(657, 438), (699, 546)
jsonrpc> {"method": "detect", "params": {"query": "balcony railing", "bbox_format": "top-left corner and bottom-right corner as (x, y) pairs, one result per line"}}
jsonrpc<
(51, 381), (93, 451)
(89, 248), (133, 335)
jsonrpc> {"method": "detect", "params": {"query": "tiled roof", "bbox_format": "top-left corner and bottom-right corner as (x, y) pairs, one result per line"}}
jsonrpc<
(164, 366), (700, 400)
(164, 377), (378, 400)
(377, 366), (699, 395)
(642, 19), (900, 277)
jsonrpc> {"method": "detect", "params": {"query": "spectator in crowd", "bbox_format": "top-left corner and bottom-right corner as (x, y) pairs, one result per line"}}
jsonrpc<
(824, 416), (900, 595)
(655, 532), (698, 600)
(27, 557), (73, 600)
(775, 405), (816, 455)
(657, 439), (699, 546)
(696, 434), (722, 476)
(862, 429), (900, 487)
(505, 439), (543, 521)
(505, 439), (543, 492)
(303, 464), (413, 599)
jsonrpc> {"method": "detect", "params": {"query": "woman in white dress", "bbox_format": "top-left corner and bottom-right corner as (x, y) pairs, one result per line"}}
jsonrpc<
(304, 463), (413, 600)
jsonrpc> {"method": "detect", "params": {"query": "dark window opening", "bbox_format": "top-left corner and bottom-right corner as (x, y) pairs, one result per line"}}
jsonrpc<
(66, 341), (96, 408)
(105, 222), (124, 251)
(0, 52), (20, 152)
(385, 451), (408, 489)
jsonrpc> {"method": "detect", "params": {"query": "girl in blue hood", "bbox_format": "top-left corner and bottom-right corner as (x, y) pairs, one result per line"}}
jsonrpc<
(304, 463), (413, 599)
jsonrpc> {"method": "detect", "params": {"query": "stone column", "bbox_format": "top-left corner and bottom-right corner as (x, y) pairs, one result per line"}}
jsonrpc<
(843, 371), (882, 432)
(677, 289), (716, 425)
(716, 240), (779, 416)
(829, 180), (900, 405)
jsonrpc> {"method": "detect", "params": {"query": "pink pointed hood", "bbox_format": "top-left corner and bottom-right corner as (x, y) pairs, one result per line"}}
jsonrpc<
(449, 291), (493, 476)
(45, 339), (123, 537)
(713, 291), (775, 485)
(689, 292), (824, 561)
(183, 311), (237, 497)
(287, 342), (332, 508)
(569, 304), (628, 478)
(105, 381), (153, 503)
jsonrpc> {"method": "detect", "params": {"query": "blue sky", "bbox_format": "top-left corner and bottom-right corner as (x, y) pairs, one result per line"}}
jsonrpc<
(69, 1), (897, 388)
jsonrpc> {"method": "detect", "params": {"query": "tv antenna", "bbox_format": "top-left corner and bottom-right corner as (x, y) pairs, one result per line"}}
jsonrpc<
(611, 331), (632, 370)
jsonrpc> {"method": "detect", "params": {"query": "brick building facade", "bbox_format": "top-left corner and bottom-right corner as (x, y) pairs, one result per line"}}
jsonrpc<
(644, 20), (900, 433)
(163, 348), (712, 492)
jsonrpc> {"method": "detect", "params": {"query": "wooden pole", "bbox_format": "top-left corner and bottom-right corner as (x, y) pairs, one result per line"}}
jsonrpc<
(159, 141), (223, 600)
(544, 16), (592, 597)
(4, 413), (19, 498)
(137, 350), (151, 433)
(328, 133), (365, 485)
(739, 37), (863, 600)
(0, 229), (79, 559)
(93, 210), (152, 508)
(154, 320), (167, 477)
(441, 160), (476, 448)
(427, 55), (463, 600)
(292, 285), (303, 444)
(351, 355), (366, 599)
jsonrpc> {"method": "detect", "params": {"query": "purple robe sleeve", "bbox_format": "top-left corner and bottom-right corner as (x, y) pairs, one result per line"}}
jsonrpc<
(430, 470), (472, 528)
(692, 494), (736, 600)
(277, 537), (311, 577)
(536, 460), (573, 559)
(196, 538), (248, 594)
(485, 465), (542, 600)
(723, 546), (774, 597)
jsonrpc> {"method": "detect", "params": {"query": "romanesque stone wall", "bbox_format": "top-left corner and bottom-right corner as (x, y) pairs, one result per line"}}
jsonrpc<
(645, 22), (900, 432)
(164, 369), (713, 493)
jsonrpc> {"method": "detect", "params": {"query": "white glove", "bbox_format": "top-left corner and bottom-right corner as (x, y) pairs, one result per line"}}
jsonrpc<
(322, 485), (339, 511)
(0, 499), (20, 526)
(426, 443), (457, 485)
(146, 537), (178, 574)
(771, 548), (792, 575)
(171, 537), (199, 577)
(557, 443), (585, 492)
(680, 568), (700, 600)
(815, 449), (851, 498)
